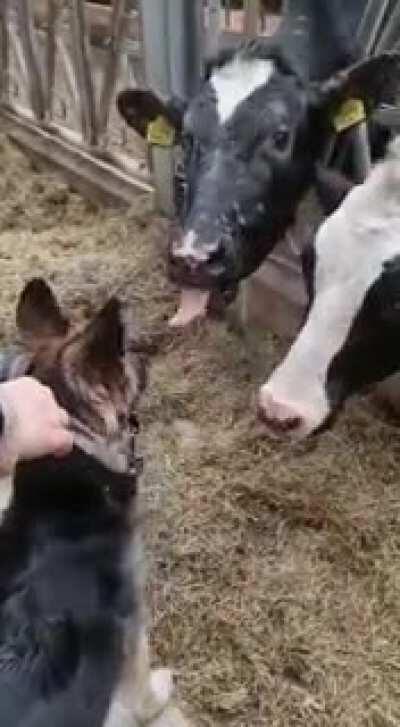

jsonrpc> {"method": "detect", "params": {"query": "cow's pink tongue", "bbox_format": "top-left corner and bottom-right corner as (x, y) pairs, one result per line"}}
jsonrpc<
(169, 288), (211, 327)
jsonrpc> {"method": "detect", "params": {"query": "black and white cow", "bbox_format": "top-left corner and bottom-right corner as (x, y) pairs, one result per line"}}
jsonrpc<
(258, 136), (400, 439)
(117, 0), (400, 326)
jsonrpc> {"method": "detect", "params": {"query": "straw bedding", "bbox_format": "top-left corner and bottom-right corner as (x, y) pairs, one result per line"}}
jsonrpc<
(0, 133), (399, 726)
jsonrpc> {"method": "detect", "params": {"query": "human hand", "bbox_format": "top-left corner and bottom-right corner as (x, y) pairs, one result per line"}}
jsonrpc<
(0, 377), (73, 473)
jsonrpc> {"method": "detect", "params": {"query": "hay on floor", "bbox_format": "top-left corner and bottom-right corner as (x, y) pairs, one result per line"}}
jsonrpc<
(0, 133), (400, 726)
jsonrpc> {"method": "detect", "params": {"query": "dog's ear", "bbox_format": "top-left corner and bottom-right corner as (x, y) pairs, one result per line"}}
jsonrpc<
(81, 297), (125, 377)
(17, 278), (69, 350)
(78, 297), (148, 400)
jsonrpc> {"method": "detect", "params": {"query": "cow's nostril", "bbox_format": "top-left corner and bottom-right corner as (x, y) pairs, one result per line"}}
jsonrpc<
(279, 415), (302, 431)
(170, 248), (200, 270)
(208, 244), (225, 265)
(186, 254), (201, 271)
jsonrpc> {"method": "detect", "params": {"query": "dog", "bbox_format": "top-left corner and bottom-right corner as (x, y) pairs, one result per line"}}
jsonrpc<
(0, 279), (188, 726)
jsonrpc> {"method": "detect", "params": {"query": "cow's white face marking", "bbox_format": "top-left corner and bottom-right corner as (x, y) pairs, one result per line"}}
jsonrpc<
(210, 57), (275, 124)
(260, 145), (400, 435)
(175, 229), (215, 263)
(174, 229), (198, 258)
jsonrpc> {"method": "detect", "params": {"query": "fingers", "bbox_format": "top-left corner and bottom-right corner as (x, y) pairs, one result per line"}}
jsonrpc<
(57, 406), (69, 427)
(45, 405), (73, 457)
(0, 377), (75, 464)
(51, 428), (74, 458)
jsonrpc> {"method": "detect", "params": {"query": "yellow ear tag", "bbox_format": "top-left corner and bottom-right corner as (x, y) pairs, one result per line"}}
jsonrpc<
(146, 115), (175, 147)
(332, 98), (366, 133)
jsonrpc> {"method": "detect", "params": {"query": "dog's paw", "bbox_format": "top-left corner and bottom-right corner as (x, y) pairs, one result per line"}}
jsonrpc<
(150, 668), (174, 707)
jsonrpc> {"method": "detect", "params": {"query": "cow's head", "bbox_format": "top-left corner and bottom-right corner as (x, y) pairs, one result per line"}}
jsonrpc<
(258, 138), (400, 439)
(14, 279), (148, 471)
(118, 47), (400, 324)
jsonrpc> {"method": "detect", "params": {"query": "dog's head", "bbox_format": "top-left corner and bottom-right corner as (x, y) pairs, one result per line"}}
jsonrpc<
(14, 279), (148, 475)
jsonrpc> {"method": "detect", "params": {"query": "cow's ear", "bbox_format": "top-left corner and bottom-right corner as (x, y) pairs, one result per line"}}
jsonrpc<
(16, 278), (69, 350)
(314, 163), (355, 217)
(314, 52), (400, 116)
(117, 88), (186, 141)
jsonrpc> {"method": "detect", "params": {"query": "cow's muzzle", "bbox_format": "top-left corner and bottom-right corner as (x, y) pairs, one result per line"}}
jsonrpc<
(168, 232), (234, 291)
(257, 388), (322, 441)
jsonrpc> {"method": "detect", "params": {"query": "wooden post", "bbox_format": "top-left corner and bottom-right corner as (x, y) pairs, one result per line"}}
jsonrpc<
(375, 0), (400, 51)
(204, 0), (221, 56)
(98, 0), (127, 145)
(141, 0), (202, 215)
(0, 1), (9, 104)
(46, 0), (62, 122)
(56, 34), (83, 132)
(224, 1), (231, 29)
(69, 0), (98, 145)
(168, 0), (203, 99)
(357, 0), (391, 53)
(17, 0), (46, 120)
(140, 0), (173, 214)
(244, 0), (259, 37)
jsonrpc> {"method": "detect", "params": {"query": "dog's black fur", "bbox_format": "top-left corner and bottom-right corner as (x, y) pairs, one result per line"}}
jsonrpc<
(0, 448), (137, 726)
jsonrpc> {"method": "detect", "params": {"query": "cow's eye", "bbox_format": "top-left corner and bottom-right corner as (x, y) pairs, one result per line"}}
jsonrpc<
(272, 127), (290, 151)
